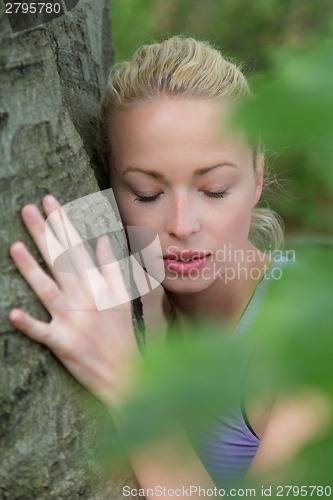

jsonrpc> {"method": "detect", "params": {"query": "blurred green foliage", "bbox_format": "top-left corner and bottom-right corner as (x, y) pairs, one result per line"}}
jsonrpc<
(110, 0), (333, 235)
(110, 0), (333, 68)
(233, 40), (333, 235)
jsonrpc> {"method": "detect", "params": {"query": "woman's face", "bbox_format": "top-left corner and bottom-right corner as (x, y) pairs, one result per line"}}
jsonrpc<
(108, 96), (264, 294)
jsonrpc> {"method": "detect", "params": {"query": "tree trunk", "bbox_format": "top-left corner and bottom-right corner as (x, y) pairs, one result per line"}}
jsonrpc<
(0, 1), (142, 498)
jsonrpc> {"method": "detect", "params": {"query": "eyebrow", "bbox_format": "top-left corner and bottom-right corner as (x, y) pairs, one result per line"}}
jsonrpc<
(122, 163), (238, 179)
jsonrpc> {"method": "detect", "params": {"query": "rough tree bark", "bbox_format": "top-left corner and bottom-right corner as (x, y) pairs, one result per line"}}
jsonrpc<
(0, 1), (142, 498)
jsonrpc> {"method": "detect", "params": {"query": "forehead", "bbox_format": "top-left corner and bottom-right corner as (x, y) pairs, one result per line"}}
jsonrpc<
(108, 96), (252, 171)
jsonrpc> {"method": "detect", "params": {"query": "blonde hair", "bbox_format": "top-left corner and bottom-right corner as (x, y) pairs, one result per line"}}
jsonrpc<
(98, 35), (283, 250)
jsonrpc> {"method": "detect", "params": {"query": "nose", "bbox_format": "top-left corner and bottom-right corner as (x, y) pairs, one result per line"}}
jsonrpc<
(165, 191), (200, 240)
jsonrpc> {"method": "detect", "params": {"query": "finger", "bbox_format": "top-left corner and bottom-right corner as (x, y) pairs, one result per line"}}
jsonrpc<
(10, 241), (67, 315)
(96, 235), (130, 303)
(42, 195), (84, 253)
(22, 201), (98, 294)
(21, 204), (64, 270)
(20, 204), (79, 289)
(42, 195), (105, 288)
(9, 308), (52, 345)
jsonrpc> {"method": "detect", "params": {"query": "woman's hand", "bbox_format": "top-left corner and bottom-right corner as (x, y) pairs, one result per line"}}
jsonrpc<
(9, 195), (141, 408)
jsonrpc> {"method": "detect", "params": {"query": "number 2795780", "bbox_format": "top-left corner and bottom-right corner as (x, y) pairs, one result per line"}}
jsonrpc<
(5, 3), (61, 15)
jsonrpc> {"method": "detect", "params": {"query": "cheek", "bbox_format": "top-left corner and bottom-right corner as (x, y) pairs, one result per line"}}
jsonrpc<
(114, 197), (162, 230)
(232, 207), (252, 237)
(214, 197), (253, 243)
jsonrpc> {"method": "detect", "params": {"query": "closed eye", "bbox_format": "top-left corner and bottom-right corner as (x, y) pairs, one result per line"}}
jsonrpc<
(204, 190), (230, 199)
(134, 193), (162, 202)
(134, 190), (230, 203)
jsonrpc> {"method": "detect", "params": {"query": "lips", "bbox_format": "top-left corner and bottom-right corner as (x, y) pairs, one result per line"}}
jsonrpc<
(163, 251), (211, 274)
(163, 250), (210, 261)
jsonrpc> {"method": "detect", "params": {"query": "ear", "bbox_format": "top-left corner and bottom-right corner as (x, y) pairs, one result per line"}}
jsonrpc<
(253, 152), (265, 207)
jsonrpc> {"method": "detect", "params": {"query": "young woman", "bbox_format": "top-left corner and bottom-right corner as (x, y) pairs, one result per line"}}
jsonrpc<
(9, 36), (319, 495)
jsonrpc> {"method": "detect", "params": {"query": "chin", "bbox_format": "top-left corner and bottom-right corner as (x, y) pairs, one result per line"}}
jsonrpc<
(161, 274), (214, 294)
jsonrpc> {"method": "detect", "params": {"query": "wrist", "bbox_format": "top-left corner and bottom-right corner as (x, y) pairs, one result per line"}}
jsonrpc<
(99, 348), (143, 413)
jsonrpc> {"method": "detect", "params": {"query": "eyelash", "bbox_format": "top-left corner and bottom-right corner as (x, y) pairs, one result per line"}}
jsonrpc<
(204, 190), (230, 199)
(134, 193), (161, 203)
(134, 190), (230, 203)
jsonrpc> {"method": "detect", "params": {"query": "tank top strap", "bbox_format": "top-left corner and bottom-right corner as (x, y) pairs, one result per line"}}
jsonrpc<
(232, 253), (291, 338)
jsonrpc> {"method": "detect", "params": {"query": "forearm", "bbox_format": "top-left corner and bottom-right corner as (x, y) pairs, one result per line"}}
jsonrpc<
(109, 407), (216, 500)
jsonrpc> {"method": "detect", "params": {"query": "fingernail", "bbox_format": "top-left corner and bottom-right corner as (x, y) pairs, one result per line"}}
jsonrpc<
(9, 309), (22, 323)
(11, 241), (27, 257)
(44, 195), (57, 207)
(23, 206), (38, 220)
